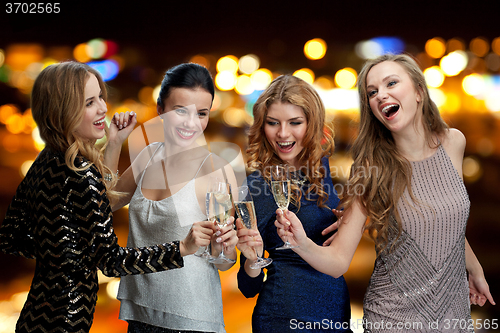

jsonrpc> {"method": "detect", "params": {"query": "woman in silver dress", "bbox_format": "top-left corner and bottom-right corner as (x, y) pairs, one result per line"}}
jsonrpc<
(106, 63), (243, 333)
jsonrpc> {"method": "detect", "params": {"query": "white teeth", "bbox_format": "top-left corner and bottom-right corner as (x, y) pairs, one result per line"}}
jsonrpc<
(382, 104), (397, 113)
(93, 119), (104, 125)
(178, 129), (194, 137)
(278, 141), (294, 147)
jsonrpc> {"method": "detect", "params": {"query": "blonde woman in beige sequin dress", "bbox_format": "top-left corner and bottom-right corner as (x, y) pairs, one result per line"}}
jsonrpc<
(275, 54), (495, 332)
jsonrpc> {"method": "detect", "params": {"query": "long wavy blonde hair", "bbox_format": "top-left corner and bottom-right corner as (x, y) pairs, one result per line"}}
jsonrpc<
(31, 61), (120, 204)
(246, 75), (335, 209)
(341, 54), (449, 253)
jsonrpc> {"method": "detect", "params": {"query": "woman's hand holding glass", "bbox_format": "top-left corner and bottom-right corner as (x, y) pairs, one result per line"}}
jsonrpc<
(205, 178), (236, 264)
(270, 165), (297, 250)
(234, 186), (272, 269)
(274, 209), (308, 249)
(180, 220), (216, 257)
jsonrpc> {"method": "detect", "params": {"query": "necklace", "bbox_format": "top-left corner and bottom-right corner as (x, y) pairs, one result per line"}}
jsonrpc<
(290, 171), (307, 186)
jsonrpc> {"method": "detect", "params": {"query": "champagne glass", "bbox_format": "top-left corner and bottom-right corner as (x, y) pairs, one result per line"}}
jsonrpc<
(206, 178), (236, 264)
(270, 165), (298, 250)
(234, 186), (272, 269)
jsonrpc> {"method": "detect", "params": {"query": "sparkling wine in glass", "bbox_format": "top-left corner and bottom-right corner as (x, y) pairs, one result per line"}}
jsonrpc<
(234, 186), (272, 269)
(206, 179), (236, 264)
(270, 165), (298, 250)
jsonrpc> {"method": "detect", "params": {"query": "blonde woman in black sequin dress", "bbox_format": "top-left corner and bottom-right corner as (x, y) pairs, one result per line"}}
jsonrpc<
(0, 62), (212, 333)
(276, 54), (495, 332)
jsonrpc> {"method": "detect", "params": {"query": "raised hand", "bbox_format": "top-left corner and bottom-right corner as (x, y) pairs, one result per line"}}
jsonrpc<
(180, 220), (216, 256)
(274, 209), (307, 248)
(214, 216), (238, 256)
(108, 111), (137, 145)
(235, 217), (263, 261)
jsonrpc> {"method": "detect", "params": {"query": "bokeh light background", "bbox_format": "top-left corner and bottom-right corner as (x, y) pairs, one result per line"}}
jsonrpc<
(1, 1), (499, 332)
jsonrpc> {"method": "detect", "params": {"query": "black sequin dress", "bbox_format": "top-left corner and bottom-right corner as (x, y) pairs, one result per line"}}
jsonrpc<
(0, 148), (184, 333)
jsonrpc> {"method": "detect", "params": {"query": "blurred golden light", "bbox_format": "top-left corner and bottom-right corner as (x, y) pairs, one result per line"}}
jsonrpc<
(86, 38), (107, 59)
(22, 109), (37, 133)
(215, 71), (237, 91)
(73, 43), (92, 63)
(440, 51), (468, 76)
(138, 86), (155, 106)
(462, 74), (485, 96)
(470, 37), (489, 57)
(250, 68), (272, 90)
(42, 58), (58, 70)
(318, 88), (359, 112)
(476, 138), (495, 157)
(216, 91), (235, 111)
(235, 75), (254, 95)
(216, 55), (239, 73)
(21, 160), (34, 177)
(32, 127), (45, 151)
(5, 44), (44, 71)
(424, 66), (445, 88)
(334, 68), (357, 89)
(425, 38), (446, 59)
(442, 92), (461, 113)
(304, 38), (327, 60)
(492, 37), (500, 56)
(25, 62), (43, 80)
(222, 107), (247, 127)
(153, 84), (161, 105)
(6, 113), (25, 134)
(428, 88), (446, 108)
(463, 156), (482, 182)
(239, 54), (260, 74)
(485, 53), (500, 71)
(447, 38), (465, 52)
(485, 92), (500, 112)
(211, 92), (222, 111)
(9, 70), (34, 93)
(0, 49), (5, 67)
(106, 278), (120, 299)
(2, 134), (21, 153)
(10, 292), (28, 312)
(190, 55), (210, 68)
(293, 68), (315, 85)
(314, 75), (335, 90)
(0, 104), (19, 124)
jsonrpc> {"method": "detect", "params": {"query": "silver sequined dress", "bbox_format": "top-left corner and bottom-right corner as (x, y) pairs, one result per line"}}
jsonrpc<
(363, 145), (472, 333)
(117, 143), (225, 332)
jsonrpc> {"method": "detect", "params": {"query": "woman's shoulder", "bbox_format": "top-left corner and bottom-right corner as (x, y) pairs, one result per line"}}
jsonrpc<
(440, 128), (466, 157)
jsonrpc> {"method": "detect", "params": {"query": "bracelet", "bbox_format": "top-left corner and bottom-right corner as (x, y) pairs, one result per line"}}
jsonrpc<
(104, 170), (119, 181)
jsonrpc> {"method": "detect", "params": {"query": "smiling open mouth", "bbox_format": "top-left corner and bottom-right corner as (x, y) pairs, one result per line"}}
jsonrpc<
(176, 128), (196, 139)
(382, 104), (400, 119)
(277, 141), (295, 152)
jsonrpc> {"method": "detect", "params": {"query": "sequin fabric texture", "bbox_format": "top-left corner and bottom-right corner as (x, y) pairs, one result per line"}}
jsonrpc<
(363, 145), (472, 332)
(0, 148), (184, 333)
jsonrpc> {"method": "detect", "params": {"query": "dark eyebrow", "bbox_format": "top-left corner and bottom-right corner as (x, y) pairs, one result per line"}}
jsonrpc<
(85, 96), (95, 103)
(266, 116), (304, 121)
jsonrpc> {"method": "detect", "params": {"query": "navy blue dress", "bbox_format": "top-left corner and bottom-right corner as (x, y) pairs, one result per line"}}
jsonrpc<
(237, 158), (352, 332)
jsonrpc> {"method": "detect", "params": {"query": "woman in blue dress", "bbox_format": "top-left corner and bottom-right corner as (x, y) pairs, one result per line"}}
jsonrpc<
(236, 75), (352, 332)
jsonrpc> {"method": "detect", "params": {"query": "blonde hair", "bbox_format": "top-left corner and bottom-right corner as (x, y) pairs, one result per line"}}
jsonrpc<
(342, 53), (448, 253)
(31, 61), (120, 204)
(246, 75), (335, 209)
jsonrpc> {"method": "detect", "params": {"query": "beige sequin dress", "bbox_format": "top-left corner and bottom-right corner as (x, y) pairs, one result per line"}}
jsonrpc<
(363, 145), (472, 332)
